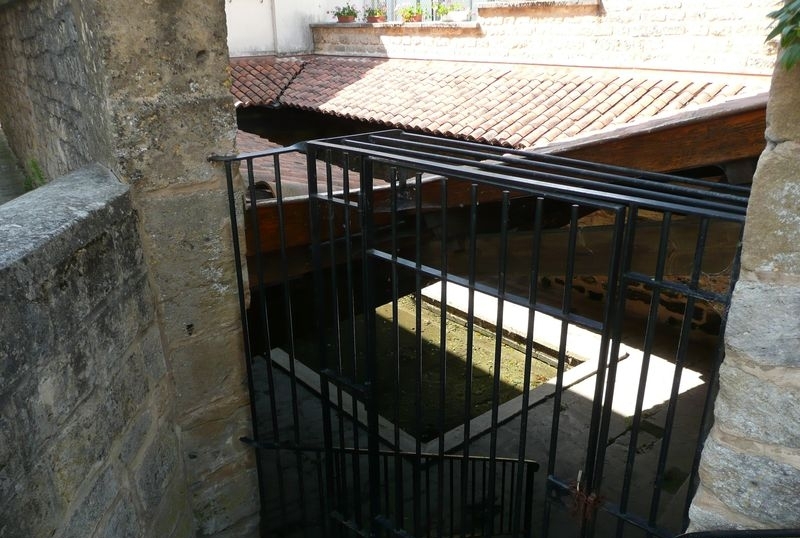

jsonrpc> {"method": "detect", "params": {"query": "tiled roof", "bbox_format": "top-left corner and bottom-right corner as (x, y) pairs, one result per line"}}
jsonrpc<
(230, 56), (306, 107)
(230, 55), (769, 149)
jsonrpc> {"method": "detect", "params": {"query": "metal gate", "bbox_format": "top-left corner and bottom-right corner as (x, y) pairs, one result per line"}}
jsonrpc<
(212, 130), (747, 538)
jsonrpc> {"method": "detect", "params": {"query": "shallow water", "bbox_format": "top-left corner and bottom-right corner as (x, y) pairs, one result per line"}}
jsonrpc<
(0, 126), (27, 205)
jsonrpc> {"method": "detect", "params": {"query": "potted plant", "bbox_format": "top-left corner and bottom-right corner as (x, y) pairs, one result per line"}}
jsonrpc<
(435, 1), (468, 21)
(330, 3), (359, 22)
(396, 3), (424, 22)
(364, 3), (387, 22)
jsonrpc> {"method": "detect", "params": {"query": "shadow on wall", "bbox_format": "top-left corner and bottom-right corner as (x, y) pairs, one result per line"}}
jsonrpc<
(0, 125), (27, 205)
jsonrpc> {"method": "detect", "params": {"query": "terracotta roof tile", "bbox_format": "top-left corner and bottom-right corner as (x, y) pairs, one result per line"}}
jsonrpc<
(230, 56), (306, 107)
(231, 56), (769, 149)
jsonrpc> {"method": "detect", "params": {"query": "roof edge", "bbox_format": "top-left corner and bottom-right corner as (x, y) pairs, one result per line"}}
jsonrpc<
(535, 92), (769, 155)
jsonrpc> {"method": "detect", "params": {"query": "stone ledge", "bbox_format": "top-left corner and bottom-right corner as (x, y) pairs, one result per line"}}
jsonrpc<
(0, 163), (129, 272)
(476, 0), (601, 16)
(311, 21), (480, 31)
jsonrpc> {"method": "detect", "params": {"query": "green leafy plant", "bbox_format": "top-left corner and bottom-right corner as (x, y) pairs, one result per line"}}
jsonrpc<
(364, 3), (386, 18)
(24, 158), (46, 192)
(330, 2), (359, 18)
(434, 1), (463, 18)
(767, 0), (800, 70)
(396, 2), (424, 21)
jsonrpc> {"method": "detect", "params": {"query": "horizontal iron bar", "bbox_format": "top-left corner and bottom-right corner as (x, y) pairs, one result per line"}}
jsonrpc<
(369, 247), (606, 333)
(240, 437), (539, 470)
(348, 134), (749, 208)
(624, 271), (731, 305)
(307, 137), (746, 220)
(208, 142), (306, 162)
(365, 130), (752, 197)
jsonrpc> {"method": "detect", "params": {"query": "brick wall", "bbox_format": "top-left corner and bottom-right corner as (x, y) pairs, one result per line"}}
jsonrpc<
(312, 0), (777, 75)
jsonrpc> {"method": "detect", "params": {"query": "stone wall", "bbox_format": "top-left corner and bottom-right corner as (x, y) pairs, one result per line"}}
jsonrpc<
(96, 0), (259, 533)
(688, 63), (800, 529)
(312, 0), (777, 75)
(0, 0), (258, 535)
(0, 165), (193, 538)
(0, 0), (113, 181)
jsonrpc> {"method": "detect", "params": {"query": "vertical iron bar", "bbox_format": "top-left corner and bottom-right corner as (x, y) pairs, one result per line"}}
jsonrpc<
(584, 204), (635, 538)
(500, 461), (508, 534)
(413, 171), (424, 538)
(274, 152), (310, 536)
(342, 150), (363, 530)
(389, 168), (405, 532)
(524, 462), (535, 538)
(437, 177), (449, 538)
(449, 458), (455, 537)
(460, 184), (479, 538)
(220, 158), (267, 525)
(309, 145), (337, 538)
(245, 156), (288, 532)
(486, 191), (511, 538)
(647, 217), (711, 527)
(324, 150), (351, 524)
(615, 210), (673, 538)
(513, 196), (545, 538)
(682, 221), (744, 531)
(426, 458), (432, 538)
(359, 155), (382, 538)
(545, 204), (581, 523)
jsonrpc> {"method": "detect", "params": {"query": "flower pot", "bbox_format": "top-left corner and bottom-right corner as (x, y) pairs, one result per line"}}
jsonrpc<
(336, 15), (356, 22)
(366, 15), (387, 22)
(404, 13), (422, 22)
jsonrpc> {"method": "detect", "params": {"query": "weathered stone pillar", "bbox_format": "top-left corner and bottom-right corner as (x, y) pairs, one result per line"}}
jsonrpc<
(689, 63), (800, 529)
(92, 1), (260, 535)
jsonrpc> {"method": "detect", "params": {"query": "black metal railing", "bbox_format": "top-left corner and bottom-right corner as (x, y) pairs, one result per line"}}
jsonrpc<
(211, 130), (758, 538)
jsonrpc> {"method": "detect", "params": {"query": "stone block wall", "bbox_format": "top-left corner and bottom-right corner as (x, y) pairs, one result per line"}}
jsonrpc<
(312, 0), (777, 75)
(0, 165), (193, 538)
(96, 0), (260, 533)
(0, 0), (258, 535)
(688, 63), (800, 529)
(0, 0), (113, 181)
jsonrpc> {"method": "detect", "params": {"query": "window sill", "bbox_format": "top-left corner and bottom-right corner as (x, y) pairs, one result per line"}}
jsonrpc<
(476, 0), (601, 16)
(311, 21), (480, 29)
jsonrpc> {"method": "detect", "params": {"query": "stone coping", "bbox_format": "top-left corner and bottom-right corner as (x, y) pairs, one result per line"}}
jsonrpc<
(476, 0), (601, 15)
(311, 21), (480, 30)
(0, 163), (128, 271)
(476, 0), (598, 7)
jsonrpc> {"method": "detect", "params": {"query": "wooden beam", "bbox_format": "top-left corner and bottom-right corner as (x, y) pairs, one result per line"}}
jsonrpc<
(245, 177), (517, 256)
(544, 100), (767, 173)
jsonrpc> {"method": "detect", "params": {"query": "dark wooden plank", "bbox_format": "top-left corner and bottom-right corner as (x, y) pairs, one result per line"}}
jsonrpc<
(549, 107), (767, 173)
(246, 177), (516, 255)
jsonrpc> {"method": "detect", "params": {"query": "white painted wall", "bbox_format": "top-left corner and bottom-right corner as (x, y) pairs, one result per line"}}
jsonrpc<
(226, 0), (276, 56)
(225, 0), (340, 56)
